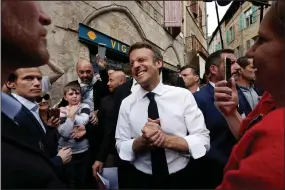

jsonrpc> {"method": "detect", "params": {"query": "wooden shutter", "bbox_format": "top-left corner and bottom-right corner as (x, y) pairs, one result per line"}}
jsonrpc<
(238, 13), (245, 31)
(164, 1), (182, 27)
(252, 5), (258, 23)
(226, 30), (229, 44)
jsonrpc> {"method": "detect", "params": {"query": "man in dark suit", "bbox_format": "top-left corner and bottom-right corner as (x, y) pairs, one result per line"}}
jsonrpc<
(92, 71), (126, 176)
(2, 1), (65, 188)
(191, 49), (253, 189)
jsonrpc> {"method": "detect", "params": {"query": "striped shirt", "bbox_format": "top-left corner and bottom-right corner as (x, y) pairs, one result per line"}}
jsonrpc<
(58, 103), (90, 154)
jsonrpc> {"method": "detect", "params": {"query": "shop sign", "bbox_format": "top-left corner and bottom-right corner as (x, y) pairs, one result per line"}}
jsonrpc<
(78, 23), (129, 55)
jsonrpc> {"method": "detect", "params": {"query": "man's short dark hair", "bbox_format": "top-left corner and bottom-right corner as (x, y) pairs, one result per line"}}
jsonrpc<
(128, 42), (163, 63)
(237, 56), (251, 69)
(180, 65), (199, 76)
(63, 81), (81, 95)
(205, 49), (234, 76)
(7, 72), (17, 82)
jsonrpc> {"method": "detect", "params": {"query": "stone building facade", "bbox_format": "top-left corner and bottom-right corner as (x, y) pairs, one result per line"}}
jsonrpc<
(208, 1), (271, 57)
(38, 1), (208, 103)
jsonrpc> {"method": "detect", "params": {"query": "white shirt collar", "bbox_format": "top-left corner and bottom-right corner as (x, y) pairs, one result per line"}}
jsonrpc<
(12, 93), (38, 112)
(209, 81), (215, 88)
(137, 82), (165, 100)
(197, 87), (200, 92)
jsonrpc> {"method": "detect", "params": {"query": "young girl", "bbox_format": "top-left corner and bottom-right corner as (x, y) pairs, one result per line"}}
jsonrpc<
(58, 81), (90, 189)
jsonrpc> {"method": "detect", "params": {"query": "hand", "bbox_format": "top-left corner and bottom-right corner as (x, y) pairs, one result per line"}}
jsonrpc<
(67, 105), (79, 119)
(57, 147), (72, 164)
(90, 110), (99, 125)
(92, 161), (104, 179)
(59, 107), (68, 115)
(47, 116), (60, 128)
(142, 119), (165, 147)
(96, 55), (106, 69)
(214, 78), (239, 117)
(71, 125), (86, 139)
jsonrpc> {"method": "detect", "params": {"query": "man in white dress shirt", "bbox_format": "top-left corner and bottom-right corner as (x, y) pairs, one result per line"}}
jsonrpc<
(115, 42), (210, 189)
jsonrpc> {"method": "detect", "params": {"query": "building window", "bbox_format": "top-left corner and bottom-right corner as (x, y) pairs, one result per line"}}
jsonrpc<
(226, 26), (234, 44)
(244, 8), (253, 27)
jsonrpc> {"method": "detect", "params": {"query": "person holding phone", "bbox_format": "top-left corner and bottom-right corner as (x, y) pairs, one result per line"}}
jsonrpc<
(214, 1), (284, 189)
(36, 92), (60, 127)
(190, 49), (252, 189)
(58, 81), (91, 189)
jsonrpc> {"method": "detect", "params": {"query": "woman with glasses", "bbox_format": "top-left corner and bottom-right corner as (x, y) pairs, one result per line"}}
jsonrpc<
(36, 92), (60, 128)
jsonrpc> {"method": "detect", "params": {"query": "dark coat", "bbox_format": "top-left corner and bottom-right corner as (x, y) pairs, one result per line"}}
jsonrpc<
(2, 109), (65, 189)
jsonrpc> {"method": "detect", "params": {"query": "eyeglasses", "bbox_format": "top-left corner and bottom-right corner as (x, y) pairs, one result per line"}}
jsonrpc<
(36, 94), (50, 103)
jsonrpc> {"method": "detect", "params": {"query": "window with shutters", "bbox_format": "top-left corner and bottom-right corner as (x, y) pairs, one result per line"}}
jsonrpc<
(229, 26), (234, 43)
(244, 6), (258, 28)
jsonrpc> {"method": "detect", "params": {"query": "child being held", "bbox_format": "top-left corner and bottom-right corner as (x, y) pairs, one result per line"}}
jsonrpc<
(58, 81), (90, 189)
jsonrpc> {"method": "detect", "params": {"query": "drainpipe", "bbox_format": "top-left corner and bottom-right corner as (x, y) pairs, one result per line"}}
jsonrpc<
(205, 2), (209, 51)
(183, 1), (187, 66)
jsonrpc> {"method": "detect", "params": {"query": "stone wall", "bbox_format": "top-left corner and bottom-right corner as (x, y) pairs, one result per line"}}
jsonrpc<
(38, 1), (185, 104)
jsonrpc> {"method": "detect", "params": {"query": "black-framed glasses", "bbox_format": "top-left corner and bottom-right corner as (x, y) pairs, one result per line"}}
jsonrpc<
(36, 94), (50, 103)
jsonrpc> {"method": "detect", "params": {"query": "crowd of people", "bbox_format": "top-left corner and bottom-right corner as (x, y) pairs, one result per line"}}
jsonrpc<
(2, 0), (284, 189)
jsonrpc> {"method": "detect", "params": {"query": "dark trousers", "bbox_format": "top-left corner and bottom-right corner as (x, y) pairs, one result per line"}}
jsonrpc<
(62, 151), (89, 189)
(119, 162), (192, 189)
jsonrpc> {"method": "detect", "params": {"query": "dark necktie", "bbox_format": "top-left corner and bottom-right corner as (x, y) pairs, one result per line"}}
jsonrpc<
(146, 92), (169, 179)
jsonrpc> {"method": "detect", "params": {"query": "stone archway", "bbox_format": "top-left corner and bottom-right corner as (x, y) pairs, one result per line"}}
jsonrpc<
(163, 45), (181, 66)
(83, 4), (146, 40)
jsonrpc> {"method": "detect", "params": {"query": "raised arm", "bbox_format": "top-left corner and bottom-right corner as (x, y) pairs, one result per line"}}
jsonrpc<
(46, 60), (65, 84)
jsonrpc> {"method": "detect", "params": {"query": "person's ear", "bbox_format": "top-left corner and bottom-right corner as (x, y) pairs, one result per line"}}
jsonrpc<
(7, 81), (16, 89)
(210, 65), (218, 75)
(155, 60), (163, 70)
(194, 75), (199, 82)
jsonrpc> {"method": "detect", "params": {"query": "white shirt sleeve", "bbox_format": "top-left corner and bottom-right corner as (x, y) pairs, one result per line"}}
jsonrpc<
(42, 75), (52, 93)
(115, 100), (136, 161)
(182, 92), (210, 159)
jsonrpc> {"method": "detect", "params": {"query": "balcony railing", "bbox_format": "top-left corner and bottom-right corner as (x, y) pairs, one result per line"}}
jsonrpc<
(186, 35), (209, 57)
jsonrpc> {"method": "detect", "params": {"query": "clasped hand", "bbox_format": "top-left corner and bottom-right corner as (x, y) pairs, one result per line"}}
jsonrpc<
(141, 118), (165, 148)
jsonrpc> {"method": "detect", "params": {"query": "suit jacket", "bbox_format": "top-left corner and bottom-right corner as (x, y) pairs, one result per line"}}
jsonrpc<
(2, 110), (65, 189)
(96, 94), (117, 162)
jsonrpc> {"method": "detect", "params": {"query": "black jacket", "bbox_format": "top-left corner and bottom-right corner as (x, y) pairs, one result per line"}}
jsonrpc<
(2, 110), (65, 189)
(96, 94), (116, 162)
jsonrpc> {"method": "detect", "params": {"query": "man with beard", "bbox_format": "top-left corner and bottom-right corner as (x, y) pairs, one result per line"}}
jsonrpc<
(2, 1), (65, 188)
(190, 49), (252, 189)
(214, 1), (284, 189)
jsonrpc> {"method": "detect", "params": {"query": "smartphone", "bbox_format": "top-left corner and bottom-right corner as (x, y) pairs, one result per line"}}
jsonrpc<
(224, 57), (232, 82)
(98, 43), (107, 60)
(49, 108), (60, 119)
